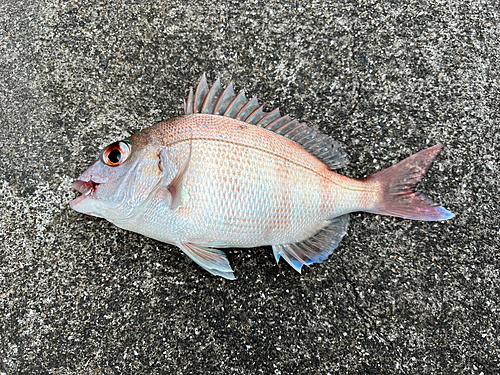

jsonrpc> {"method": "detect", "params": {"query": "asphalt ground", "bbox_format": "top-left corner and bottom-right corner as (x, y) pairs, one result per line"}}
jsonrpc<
(0, 0), (498, 374)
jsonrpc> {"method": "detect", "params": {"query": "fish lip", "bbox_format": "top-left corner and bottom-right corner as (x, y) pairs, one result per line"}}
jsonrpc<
(70, 179), (100, 209)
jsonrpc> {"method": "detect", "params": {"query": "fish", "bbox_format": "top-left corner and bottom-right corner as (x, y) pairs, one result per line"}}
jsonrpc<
(70, 73), (454, 280)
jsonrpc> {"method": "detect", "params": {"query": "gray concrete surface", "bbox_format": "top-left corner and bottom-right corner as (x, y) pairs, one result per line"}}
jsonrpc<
(0, 0), (498, 373)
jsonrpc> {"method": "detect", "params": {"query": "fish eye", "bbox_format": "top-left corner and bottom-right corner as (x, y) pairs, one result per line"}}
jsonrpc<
(102, 140), (132, 167)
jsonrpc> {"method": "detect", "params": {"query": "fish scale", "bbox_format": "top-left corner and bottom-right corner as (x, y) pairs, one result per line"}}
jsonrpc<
(71, 74), (454, 279)
(141, 114), (358, 247)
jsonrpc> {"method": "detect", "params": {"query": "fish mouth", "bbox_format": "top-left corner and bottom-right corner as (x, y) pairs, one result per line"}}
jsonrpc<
(70, 180), (101, 208)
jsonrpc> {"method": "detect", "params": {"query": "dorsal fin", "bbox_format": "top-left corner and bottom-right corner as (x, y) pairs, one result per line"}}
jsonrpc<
(184, 74), (349, 169)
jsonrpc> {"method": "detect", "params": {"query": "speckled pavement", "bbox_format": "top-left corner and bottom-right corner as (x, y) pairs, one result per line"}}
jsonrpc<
(0, 0), (498, 374)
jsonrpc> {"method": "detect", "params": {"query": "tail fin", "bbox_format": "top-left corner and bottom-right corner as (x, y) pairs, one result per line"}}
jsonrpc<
(364, 145), (454, 221)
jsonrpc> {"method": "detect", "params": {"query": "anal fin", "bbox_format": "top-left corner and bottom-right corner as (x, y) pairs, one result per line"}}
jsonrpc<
(177, 242), (235, 280)
(272, 214), (350, 273)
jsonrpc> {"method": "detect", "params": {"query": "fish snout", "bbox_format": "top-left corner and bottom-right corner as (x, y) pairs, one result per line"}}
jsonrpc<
(70, 179), (100, 209)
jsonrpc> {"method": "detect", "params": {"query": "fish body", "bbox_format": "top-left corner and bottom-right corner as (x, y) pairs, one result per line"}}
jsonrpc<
(71, 74), (454, 279)
(131, 114), (372, 247)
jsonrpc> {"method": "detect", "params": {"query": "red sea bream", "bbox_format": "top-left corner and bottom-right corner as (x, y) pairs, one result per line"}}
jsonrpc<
(70, 74), (454, 279)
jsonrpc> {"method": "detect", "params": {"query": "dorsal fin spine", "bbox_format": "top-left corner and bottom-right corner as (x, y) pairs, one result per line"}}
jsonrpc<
(186, 88), (194, 115)
(255, 108), (281, 127)
(245, 103), (267, 124)
(265, 115), (291, 132)
(201, 77), (223, 114)
(193, 73), (209, 113)
(214, 83), (235, 115)
(236, 96), (259, 121)
(223, 91), (248, 117)
(275, 119), (299, 135)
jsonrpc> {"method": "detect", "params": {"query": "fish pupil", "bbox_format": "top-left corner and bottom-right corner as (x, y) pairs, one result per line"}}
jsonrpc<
(108, 149), (121, 163)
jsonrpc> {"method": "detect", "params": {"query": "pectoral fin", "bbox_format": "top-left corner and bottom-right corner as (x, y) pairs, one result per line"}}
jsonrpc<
(177, 242), (235, 280)
(167, 142), (192, 210)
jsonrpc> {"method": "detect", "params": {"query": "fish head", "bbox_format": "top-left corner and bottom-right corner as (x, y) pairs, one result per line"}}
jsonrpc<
(70, 132), (163, 222)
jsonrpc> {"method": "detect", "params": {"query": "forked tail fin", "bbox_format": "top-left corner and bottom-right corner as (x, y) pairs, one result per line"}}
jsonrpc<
(364, 145), (454, 221)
